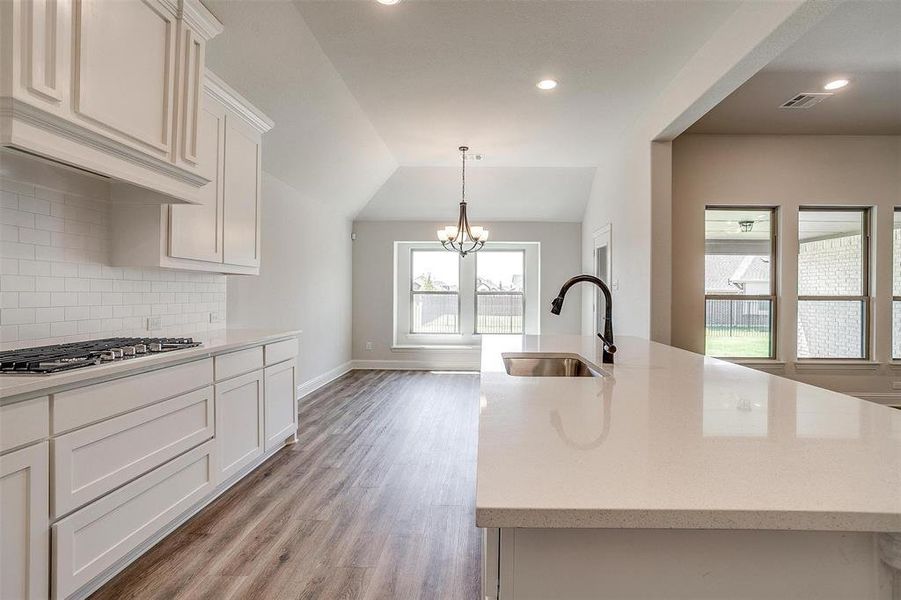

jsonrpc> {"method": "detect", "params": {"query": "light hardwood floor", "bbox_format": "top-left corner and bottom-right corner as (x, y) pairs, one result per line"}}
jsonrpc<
(90, 370), (482, 600)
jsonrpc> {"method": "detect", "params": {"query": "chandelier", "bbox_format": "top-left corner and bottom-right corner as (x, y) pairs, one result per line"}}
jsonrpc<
(437, 146), (488, 257)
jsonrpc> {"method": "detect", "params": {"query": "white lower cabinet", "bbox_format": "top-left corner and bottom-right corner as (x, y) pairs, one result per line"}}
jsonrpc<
(215, 369), (265, 481)
(264, 359), (298, 451)
(1, 442), (50, 600)
(53, 441), (216, 600)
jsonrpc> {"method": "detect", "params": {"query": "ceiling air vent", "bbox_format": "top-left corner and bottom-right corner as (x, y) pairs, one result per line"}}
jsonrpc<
(779, 92), (832, 109)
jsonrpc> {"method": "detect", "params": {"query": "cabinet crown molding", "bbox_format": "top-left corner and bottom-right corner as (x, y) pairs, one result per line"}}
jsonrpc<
(180, 0), (224, 41)
(203, 71), (274, 134)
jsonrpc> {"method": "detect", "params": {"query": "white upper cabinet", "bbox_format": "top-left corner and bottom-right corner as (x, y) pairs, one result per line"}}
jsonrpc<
(0, 0), (222, 203)
(110, 71), (273, 275)
(169, 89), (226, 263)
(71, 0), (178, 161)
(223, 111), (263, 267)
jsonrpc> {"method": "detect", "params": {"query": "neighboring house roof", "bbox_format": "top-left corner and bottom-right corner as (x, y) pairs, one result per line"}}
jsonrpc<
(705, 255), (770, 294)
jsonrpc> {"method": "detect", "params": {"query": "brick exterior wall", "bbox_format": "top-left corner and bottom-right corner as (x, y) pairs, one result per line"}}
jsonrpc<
(0, 177), (227, 350)
(797, 234), (863, 358)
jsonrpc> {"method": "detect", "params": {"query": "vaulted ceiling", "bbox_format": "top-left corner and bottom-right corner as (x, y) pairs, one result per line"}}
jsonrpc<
(205, 0), (748, 220)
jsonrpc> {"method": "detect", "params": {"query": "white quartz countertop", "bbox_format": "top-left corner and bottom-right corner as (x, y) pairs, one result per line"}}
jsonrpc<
(0, 328), (301, 402)
(475, 335), (901, 532)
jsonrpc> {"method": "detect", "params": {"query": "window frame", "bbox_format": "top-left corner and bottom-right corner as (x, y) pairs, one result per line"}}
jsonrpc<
(474, 249), (526, 335)
(393, 241), (541, 348)
(703, 205), (778, 360)
(796, 206), (870, 361)
(893, 207), (900, 360)
(409, 248), (461, 335)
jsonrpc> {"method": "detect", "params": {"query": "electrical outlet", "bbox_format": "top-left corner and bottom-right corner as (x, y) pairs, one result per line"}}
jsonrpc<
(892, 381), (901, 391)
(365, 341), (374, 351)
(146, 316), (162, 331)
(209, 311), (224, 324)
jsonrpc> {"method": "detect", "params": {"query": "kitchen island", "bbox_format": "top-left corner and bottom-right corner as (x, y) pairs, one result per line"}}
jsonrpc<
(476, 335), (901, 599)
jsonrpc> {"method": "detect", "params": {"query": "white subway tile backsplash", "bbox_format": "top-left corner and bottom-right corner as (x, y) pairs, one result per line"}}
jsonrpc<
(36, 307), (65, 322)
(18, 323), (51, 340)
(18, 292), (50, 308)
(51, 292), (78, 306)
(2, 308), (35, 325)
(1, 241), (35, 260)
(64, 278), (91, 292)
(50, 321), (78, 336)
(35, 214), (65, 232)
(19, 260), (51, 276)
(64, 306), (90, 321)
(18, 228), (51, 245)
(0, 192), (18, 209)
(0, 176), (226, 349)
(1, 275), (36, 292)
(35, 277), (65, 292)
(0, 208), (35, 228)
(17, 196), (51, 215)
(50, 262), (79, 277)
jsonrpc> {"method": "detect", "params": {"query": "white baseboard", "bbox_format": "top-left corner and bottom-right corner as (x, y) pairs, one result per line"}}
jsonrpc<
(295, 360), (354, 401)
(351, 358), (480, 371)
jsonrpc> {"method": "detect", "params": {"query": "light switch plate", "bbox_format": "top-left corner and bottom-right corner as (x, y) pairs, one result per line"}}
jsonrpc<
(209, 311), (224, 324)
(146, 316), (162, 331)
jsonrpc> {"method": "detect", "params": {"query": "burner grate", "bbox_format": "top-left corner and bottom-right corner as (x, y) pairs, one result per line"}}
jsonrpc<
(0, 337), (202, 374)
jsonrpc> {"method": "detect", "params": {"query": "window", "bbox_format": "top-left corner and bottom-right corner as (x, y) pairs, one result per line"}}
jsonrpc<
(797, 208), (869, 359)
(476, 251), (524, 334)
(394, 242), (540, 347)
(704, 208), (776, 359)
(410, 250), (459, 334)
(894, 209), (901, 359)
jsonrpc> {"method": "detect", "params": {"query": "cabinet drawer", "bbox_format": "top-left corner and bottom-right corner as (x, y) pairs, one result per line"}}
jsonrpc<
(53, 441), (216, 600)
(264, 338), (298, 366)
(1, 396), (49, 453)
(52, 358), (213, 434)
(215, 346), (263, 381)
(52, 386), (214, 519)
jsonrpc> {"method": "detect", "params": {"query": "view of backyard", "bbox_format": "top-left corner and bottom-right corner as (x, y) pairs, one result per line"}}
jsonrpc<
(705, 329), (771, 357)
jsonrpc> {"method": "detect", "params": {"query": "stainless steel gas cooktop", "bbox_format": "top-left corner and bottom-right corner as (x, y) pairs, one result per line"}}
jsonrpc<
(0, 337), (202, 374)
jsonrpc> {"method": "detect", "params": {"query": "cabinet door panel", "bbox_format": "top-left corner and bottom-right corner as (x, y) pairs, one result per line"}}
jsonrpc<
(169, 92), (225, 262)
(223, 114), (261, 267)
(215, 370), (264, 481)
(72, 0), (176, 156)
(175, 21), (203, 167)
(0, 442), (50, 600)
(264, 359), (297, 451)
(23, 0), (65, 104)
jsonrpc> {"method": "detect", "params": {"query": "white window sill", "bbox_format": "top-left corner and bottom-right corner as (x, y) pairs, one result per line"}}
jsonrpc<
(391, 344), (480, 352)
(793, 360), (881, 373)
(727, 359), (786, 367)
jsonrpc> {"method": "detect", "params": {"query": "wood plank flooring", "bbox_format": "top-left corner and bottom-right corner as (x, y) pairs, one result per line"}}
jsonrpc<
(90, 370), (482, 600)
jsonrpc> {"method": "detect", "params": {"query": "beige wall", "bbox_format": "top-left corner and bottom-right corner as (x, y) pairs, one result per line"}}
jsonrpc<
(352, 221), (582, 369)
(671, 134), (901, 401)
(228, 172), (354, 390)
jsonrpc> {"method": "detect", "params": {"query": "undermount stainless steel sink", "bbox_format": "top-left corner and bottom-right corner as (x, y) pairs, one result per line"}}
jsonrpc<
(502, 353), (603, 378)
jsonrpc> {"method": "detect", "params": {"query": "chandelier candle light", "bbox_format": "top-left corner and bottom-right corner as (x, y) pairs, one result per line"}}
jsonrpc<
(437, 146), (489, 257)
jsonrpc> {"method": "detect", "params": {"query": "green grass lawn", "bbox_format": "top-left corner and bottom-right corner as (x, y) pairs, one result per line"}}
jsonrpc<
(705, 329), (771, 358)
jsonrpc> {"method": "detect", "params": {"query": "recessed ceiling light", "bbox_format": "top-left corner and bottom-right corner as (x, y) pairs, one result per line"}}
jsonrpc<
(536, 79), (558, 91)
(824, 79), (849, 91)
(377, 0), (401, 5)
